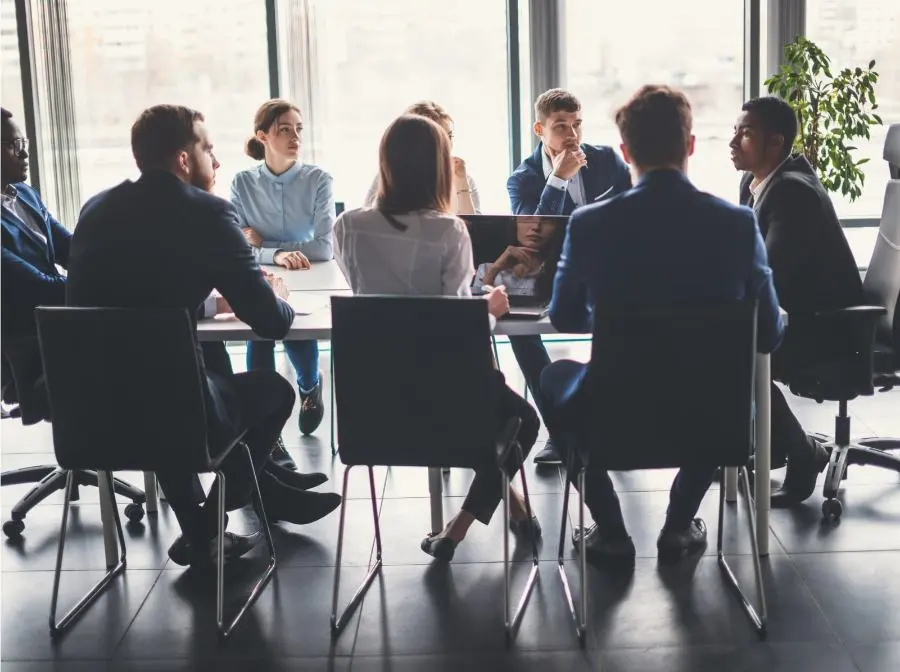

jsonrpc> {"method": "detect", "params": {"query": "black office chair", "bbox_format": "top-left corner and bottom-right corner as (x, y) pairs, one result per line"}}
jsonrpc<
(780, 124), (900, 521)
(1, 340), (146, 538)
(559, 300), (767, 643)
(35, 307), (276, 639)
(328, 295), (539, 644)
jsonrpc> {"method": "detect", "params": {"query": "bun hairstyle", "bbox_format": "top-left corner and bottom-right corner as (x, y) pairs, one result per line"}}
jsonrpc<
(245, 98), (301, 160)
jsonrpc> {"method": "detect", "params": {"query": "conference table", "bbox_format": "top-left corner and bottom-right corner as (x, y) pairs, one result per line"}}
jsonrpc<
(97, 261), (777, 565)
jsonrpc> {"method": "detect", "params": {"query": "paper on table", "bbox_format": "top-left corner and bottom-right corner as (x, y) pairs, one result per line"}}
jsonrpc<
(288, 293), (330, 315)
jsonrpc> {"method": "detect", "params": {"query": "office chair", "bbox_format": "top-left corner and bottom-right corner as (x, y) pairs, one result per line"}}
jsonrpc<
(559, 300), (767, 643)
(1, 341), (147, 538)
(781, 123), (900, 521)
(328, 296), (539, 645)
(35, 307), (276, 639)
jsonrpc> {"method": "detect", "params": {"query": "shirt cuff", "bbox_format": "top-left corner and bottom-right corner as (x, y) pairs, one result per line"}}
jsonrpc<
(546, 174), (569, 192)
(202, 294), (218, 319)
(259, 247), (279, 265)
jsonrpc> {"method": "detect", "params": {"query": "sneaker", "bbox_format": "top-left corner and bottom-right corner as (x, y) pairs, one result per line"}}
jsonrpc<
(656, 518), (708, 563)
(298, 373), (325, 436)
(270, 435), (298, 471)
(574, 523), (636, 569)
(533, 438), (562, 465)
(167, 530), (261, 568)
(509, 514), (542, 539)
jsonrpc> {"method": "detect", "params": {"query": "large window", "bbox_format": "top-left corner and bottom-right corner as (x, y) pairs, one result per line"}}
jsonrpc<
(281, 0), (513, 213)
(1, 0), (24, 128)
(563, 0), (744, 201)
(807, 0), (900, 219)
(66, 0), (270, 202)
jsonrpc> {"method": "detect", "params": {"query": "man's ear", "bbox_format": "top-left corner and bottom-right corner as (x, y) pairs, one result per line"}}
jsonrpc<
(533, 121), (543, 138)
(687, 134), (696, 157)
(619, 143), (632, 165)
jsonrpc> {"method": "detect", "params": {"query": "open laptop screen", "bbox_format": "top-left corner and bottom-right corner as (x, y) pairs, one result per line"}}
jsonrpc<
(460, 214), (569, 305)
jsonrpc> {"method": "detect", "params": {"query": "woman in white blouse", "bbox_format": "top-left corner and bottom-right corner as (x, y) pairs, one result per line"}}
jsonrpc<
(335, 114), (541, 562)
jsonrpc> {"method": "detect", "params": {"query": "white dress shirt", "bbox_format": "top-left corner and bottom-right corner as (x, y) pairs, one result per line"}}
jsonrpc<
(542, 148), (586, 207)
(749, 155), (791, 211)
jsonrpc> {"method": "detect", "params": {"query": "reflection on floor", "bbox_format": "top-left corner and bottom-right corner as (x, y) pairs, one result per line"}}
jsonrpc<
(2, 341), (899, 671)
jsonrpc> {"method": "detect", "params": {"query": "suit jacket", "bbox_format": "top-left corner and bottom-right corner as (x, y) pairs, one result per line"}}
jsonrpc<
(549, 169), (783, 404)
(66, 169), (295, 447)
(739, 155), (862, 371)
(507, 142), (632, 216)
(1, 183), (72, 340)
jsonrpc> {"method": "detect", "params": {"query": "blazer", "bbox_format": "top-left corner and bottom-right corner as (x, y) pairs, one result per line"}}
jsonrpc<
(549, 169), (784, 404)
(1, 183), (72, 340)
(66, 169), (295, 446)
(507, 142), (632, 216)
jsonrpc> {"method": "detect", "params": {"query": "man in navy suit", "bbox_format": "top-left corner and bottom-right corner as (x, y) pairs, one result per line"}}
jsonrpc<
(539, 86), (783, 568)
(506, 89), (632, 464)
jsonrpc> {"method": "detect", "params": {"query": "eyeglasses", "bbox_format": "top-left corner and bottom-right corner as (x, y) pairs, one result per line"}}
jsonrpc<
(1, 138), (29, 154)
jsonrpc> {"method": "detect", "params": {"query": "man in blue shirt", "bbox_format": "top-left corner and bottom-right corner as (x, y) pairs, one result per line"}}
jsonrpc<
(540, 86), (783, 568)
(506, 89), (632, 464)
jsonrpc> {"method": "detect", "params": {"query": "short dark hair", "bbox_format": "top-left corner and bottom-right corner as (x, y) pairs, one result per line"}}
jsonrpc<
(534, 88), (581, 122)
(130, 105), (204, 172)
(741, 96), (798, 157)
(376, 114), (452, 216)
(615, 85), (693, 168)
(1, 108), (12, 122)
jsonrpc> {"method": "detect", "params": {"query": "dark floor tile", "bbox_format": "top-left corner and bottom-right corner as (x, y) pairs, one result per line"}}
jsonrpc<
(113, 565), (359, 660)
(350, 650), (597, 672)
(769, 486), (900, 554)
(0, 663), (113, 672)
(791, 551), (900, 644)
(111, 658), (352, 671)
(851, 642), (900, 672)
(270, 497), (375, 568)
(1, 569), (160, 661)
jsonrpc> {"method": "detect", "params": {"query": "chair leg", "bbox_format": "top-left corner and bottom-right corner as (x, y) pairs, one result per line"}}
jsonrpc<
(557, 463), (587, 646)
(331, 465), (383, 638)
(717, 467), (767, 639)
(217, 443), (278, 639)
(143, 473), (158, 515)
(502, 442), (540, 645)
(49, 471), (127, 637)
(330, 348), (337, 456)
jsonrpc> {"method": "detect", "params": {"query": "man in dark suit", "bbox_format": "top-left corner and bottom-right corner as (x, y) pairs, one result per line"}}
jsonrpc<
(1, 107), (71, 423)
(66, 105), (340, 567)
(539, 86), (783, 568)
(730, 96), (861, 506)
(506, 89), (632, 464)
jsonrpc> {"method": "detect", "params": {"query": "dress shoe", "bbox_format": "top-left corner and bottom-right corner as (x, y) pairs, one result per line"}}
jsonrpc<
(771, 438), (830, 508)
(420, 533), (457, 562)
(261, 472), (342, 525)
(265, 462), (328, 490)
(298, 373), (325, 436)
(270, 436), (298, 471)
(533, 438), (562, 465)
(509, 514), (542, 539)
(574, 523), (636, 569)
(168, 530), (260, 568)
(656, 518), (708, 563)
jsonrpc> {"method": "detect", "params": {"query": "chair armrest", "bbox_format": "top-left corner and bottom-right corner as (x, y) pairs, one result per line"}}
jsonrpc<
(812, 305), (886, 320)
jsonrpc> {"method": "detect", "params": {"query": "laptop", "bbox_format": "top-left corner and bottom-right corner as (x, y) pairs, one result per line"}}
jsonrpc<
(461, 214), (569, 320)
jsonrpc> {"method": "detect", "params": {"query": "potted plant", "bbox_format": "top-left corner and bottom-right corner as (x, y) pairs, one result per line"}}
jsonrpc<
(765, 36), (882, 202)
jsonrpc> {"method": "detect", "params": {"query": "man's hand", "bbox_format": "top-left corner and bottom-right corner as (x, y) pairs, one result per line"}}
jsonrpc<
(551, 144), (587, 181)
(274, 250), (311, 270)
(265, 274), (290, 301)
(452, 156), (469, 190)
(483, 284), (509, 318)
(242, 227), (263, 247)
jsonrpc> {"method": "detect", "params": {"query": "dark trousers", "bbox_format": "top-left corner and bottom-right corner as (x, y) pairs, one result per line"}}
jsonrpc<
(461, 371), (540, 524)
(771, 350), (817, 469)
(540, 359), (717, 535)
(508, 335), (552, 421)
(156, 364), (295, 545)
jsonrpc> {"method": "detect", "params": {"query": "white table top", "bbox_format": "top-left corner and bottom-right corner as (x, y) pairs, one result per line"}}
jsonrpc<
(267, 260), (350, 292)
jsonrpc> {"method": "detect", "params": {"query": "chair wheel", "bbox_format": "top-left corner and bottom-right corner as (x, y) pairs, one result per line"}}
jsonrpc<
(822, 498), (843, 521)
(124, 503), (145, 523)
(3, 519), (25, 538)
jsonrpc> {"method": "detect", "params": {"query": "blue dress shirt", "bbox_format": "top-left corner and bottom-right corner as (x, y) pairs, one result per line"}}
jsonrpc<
(230, 161), (335, 264)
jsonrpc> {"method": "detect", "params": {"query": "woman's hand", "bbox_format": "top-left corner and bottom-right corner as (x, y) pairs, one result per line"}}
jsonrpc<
(274, 250), (311, 270)
(242, 227), (263, 247)
(485, 246), (534, 284)
(483, 284), (509, 318)
(452, 156), (468, 190)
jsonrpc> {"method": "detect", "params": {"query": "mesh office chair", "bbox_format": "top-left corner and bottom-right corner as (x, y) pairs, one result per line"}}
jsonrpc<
(35, 307), (276, 639)
(328, 295), (539, 644)
(781, 123), (900, 521)
(559, 300), (767, 643)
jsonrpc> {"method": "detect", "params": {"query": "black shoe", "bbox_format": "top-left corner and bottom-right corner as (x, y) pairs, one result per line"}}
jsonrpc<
(575, 524), (636, 569)
(262, 474), (342, 525)
(656, 518), (708, 563)
(509, 514), (542, 539)
(771, 438), (830, 508)
(168, 530), (260, 568)
(533, 438), (562, 465)
(420, 533), (457, 562)
(298, 373), (325, 436)
(265, 462), (328, 490)
(270, 436), (298, 471)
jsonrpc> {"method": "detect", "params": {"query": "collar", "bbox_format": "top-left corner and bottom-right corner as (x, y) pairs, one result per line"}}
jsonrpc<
(1, 183), (18, 210)
(634, 167), (690, 187)
(260, 161), (304, 183)
(541, 148), (554, 179)
(750, 155), (791, 202)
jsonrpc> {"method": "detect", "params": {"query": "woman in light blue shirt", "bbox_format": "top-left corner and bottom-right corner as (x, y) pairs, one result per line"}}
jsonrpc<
(231, 99), (335, 442)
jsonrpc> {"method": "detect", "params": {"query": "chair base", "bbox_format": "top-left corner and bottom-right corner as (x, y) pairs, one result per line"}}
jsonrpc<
(2, 467), (146, 538)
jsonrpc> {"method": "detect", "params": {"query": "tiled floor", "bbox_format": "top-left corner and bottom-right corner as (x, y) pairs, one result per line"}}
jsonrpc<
(1, 341), (899, 671)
